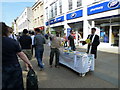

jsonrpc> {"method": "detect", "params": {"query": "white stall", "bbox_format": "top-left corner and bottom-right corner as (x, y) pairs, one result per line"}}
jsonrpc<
(59, 49), (94, 77)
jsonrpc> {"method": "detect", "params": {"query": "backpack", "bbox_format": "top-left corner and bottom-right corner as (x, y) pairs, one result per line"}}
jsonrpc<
(26, 69), (38, 90)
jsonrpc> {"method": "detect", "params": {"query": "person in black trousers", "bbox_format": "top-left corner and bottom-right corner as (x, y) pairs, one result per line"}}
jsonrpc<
(81, 28), (100, 59)
(68, 30), (76, 51)
(49, 33), (61, 68)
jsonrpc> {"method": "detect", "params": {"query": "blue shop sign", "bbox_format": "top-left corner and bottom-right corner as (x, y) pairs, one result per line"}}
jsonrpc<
(49, 16), (64, 25)
(87, 0), (120, 15)
(66, 10), (83, 20)
(56, 16), (64, 23)
(46, 22), (49, 26)
(50, 19), (56, 25)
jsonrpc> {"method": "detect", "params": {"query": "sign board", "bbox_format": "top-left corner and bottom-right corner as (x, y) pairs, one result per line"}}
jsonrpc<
(66, 10), (83, 20)
(87, 0), (120, 15)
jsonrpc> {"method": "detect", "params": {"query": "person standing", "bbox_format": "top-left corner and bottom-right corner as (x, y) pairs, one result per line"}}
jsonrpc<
(19, 29), (32, 71)
(49, 33), (62, 68)
(81, 28), (100, 59)
(2, 22), (33, 90)
(68, 30), (76, 51)
(34, 28), (46, 71)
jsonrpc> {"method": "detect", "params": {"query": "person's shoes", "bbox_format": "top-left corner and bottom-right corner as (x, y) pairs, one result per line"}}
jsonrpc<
(50, 65), (52, 68)
(55, 65), (60, 68)
(39, 68), (44, 71)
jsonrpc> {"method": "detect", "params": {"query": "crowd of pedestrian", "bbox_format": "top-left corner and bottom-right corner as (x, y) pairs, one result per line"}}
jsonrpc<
(2, 21), (100, 89)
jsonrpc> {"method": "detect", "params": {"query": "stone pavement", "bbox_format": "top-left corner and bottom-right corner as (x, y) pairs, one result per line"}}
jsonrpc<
(77, 42), (119, 54)
(20, 44), (118, 88)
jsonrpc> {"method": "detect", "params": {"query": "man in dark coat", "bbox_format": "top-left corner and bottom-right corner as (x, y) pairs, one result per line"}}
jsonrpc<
(82, 28), (100, 59)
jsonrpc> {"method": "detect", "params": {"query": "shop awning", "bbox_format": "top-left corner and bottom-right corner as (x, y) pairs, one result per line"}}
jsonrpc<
(34, 26), (44, 30)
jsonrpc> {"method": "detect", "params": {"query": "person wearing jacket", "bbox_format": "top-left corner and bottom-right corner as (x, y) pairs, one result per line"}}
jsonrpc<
(49, 33), (62, 68)
(34, 28), (46, 71)
(81, 28), (100, 59)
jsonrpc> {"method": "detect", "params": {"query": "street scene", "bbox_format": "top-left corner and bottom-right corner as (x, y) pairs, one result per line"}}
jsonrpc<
(1, 0), (120, 89)
(20, 44), (118, 88)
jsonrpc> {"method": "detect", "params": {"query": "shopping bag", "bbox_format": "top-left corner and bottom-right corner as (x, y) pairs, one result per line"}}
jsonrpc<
(26, 69), (38, 90)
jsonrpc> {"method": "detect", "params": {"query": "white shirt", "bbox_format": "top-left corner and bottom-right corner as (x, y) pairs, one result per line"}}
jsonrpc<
(31, 35), (35, 45)
(9, 34), (17, 40)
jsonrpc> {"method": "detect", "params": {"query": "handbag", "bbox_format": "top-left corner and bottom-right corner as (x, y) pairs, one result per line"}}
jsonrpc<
(26, 69), (38, 90)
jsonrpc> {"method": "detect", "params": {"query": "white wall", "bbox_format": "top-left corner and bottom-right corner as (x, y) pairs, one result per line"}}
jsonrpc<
(16, 7), (33, 33)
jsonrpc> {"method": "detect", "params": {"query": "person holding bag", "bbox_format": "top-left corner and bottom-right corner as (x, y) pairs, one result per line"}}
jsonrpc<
(2, 22), (33, 90)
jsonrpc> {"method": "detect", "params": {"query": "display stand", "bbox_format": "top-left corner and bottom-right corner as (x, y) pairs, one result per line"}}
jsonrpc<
(59, 50), (94, 77)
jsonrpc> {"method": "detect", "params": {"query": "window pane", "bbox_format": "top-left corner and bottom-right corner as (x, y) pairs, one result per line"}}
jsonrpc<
(68, 0), (72, 10)
(77, 0), (82, 7)
(59, 0), (62, 14)
(55, 3), (57, 16)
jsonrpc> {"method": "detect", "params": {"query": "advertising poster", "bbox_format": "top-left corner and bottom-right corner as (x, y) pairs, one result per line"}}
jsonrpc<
(67, 28), (72, 37)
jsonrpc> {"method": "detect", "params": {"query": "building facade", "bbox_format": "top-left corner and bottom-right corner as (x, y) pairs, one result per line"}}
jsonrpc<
(44, 0), (120, 47)
(12, 19), (18, 34)
(16, 7), (33, 33)
(32, 0), (44, 33)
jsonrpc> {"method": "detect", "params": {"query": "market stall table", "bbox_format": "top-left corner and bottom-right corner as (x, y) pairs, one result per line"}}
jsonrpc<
(59, 49), (95, 77)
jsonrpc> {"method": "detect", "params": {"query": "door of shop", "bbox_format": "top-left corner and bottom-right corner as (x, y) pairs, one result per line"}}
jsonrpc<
(111, 25), (120, 46)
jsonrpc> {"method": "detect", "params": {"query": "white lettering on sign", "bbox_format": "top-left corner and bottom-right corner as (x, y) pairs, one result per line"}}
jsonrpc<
(57, 18), (61, 21)
(90, 6), (104, 12)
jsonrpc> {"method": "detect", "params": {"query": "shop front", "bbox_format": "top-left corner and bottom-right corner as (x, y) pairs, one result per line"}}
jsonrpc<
(47, 16), (65, 36)
(94, 16), (120, 47)
(66, 9), (83, 45)
(87, 0), (120, 47)
(51, 25), (64, 37)
(68, 21), (83, 45)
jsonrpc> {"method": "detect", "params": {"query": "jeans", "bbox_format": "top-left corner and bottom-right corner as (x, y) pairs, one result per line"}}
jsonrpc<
(35, 48), (44, 68)
(49, 48), (60, 66)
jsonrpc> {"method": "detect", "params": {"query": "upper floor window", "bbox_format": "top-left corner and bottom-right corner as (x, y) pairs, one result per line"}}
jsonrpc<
(46, 0), (48, 3)
(59, 0), (62, 14)
(68, 0), (72, 10)
(51, 5), (54, 18)
(77, 0), (82, 7)
(55, 2), (57, 16)
(46, 7), (48, 19)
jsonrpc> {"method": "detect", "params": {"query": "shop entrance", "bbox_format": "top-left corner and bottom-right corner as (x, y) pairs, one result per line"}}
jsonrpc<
(68, 21), (83, 45)
(111, 26), (120, 46)
(52, 26), (64, 37)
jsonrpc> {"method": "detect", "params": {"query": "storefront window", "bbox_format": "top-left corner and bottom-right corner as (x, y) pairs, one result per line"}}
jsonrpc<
(111, 26), (119, 46)
(100, 26), (109, 43)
